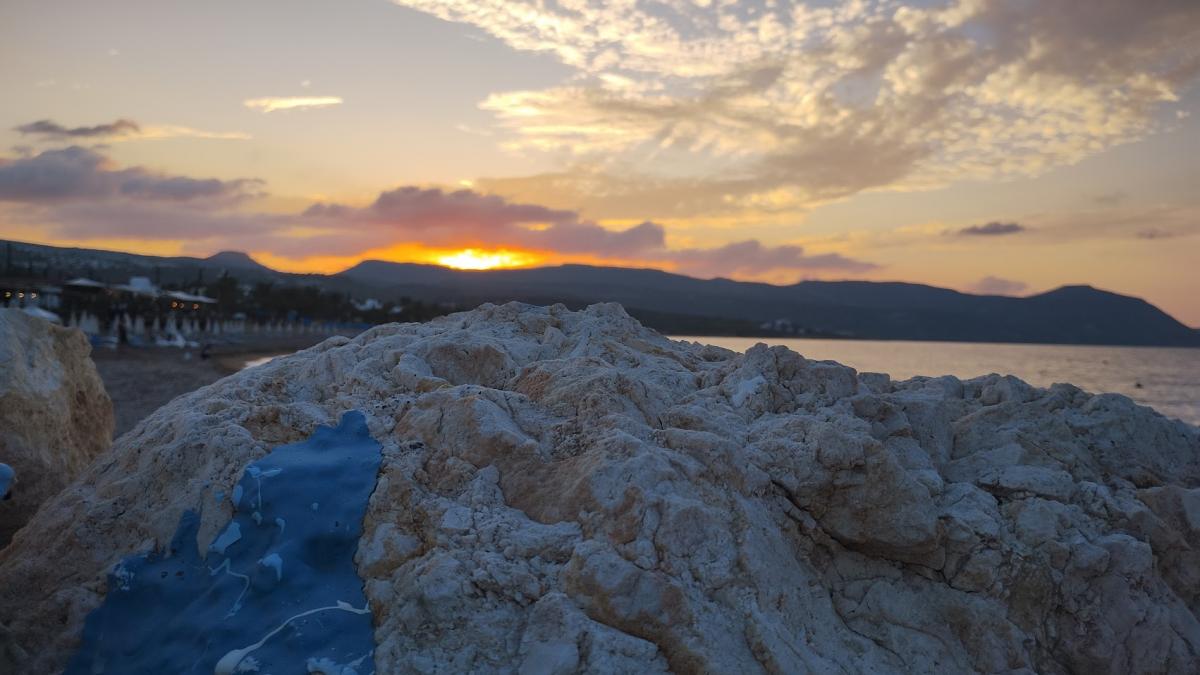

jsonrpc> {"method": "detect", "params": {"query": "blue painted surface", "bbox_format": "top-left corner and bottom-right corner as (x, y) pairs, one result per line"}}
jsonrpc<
(66, 411), (382, 675)
(0, 463), (12, 498)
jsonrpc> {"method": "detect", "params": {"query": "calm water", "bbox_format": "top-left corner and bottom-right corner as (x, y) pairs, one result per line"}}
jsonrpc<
(673, 336), (1200, 426)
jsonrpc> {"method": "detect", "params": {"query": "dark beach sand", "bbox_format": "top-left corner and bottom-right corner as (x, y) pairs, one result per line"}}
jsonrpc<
(91, 335), (331, 438)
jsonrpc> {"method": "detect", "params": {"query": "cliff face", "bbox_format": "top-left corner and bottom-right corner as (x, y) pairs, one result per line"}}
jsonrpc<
(0, 310), (113, 547)
(1, 303), (1198, 674)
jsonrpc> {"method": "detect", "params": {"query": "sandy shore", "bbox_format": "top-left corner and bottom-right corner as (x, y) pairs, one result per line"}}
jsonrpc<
(91, 335), (336, 438)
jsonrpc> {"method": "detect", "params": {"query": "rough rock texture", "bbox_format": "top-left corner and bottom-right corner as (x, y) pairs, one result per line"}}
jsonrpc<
(65, 411), (380, 674)
(0, 309), (113, 547)
(2, 303), (1199, 674)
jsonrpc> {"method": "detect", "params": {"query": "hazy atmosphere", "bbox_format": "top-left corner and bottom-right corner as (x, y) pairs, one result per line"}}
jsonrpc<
(2, 0), (1198, 323)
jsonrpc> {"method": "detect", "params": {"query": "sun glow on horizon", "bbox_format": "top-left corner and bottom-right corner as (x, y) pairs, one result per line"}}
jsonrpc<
(436, 248), (538, 270)
(244, 243), (550, 275)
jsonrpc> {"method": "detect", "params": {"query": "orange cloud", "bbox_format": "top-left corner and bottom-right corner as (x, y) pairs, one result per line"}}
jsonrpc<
(0, 146), (877, 282)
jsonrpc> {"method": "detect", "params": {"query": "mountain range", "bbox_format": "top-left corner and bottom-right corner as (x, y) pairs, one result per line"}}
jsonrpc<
(5, 239), (1197, 347)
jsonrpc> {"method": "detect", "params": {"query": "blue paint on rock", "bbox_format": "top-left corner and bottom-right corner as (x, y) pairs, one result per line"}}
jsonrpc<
(0, 463), (13, 498)
(66, 411), (382, 675)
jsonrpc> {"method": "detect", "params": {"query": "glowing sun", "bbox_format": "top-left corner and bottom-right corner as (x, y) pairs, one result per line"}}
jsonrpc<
(436, 248), (537, 270)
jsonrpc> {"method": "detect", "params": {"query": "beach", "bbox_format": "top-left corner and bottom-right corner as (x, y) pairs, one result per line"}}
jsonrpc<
(91, 335), (336, 438)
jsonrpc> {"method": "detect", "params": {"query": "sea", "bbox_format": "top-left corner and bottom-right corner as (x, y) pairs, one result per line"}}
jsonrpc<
(672, 336), (1200, 427)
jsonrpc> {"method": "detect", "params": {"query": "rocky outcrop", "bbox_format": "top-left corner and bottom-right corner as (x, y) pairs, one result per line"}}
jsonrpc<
(1, 303), (1198, 674)
(0, 309), (113, 547)
(65, 411), (381, 674)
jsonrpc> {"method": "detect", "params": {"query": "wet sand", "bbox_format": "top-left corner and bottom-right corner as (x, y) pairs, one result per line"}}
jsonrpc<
(91, 336), (329, 438)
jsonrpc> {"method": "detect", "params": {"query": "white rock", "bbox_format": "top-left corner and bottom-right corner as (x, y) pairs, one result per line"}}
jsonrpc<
(0, 309), (112, 547)
(1, 302), (1199, 674)
(976, 465), (1077, 501)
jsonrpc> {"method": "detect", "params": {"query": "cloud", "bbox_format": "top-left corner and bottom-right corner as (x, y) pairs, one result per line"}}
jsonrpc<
(839, 202), (1200, 256)
(285, 186), (879, 277)
(243, 96), (343, 113)
(47, 202), (279, 240)
(472, 162), (843, 222)
(958, 221), (1026, 236)
(14, 118), (250, 142)
(666, 240), (877, 278)
(1136, 228), (1177, 240)
(0, 143), (874, 278)
(390, 0), (1200, 220)
(364, 186), (577, 231)
(1093, 191), (1127, 207)
(294, 186), (667, 257)
(16, 119), (141, 139)
(136, 125), (251, 141)
(969, 276), (1028, 296)
(1026, 204), (1200, 242)
(0, 146), (263, 204)
(455, 124), (493, 137)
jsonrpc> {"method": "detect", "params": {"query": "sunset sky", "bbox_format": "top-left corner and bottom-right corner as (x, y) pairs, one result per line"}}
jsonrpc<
(1, 0), (1198, 323)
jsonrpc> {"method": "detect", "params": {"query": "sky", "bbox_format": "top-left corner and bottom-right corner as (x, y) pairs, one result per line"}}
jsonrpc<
(1, 0), (1198, 324)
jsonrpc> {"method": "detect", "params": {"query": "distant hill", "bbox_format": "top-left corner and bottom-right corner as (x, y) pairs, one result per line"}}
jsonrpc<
(338, 261), (1200, 346)
(4, 240), (285, 286)
(205, 251), (272, 273)
(5, 239), (1197, 347)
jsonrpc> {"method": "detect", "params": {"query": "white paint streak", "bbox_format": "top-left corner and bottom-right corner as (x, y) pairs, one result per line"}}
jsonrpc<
(213, 601), (370, 675)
